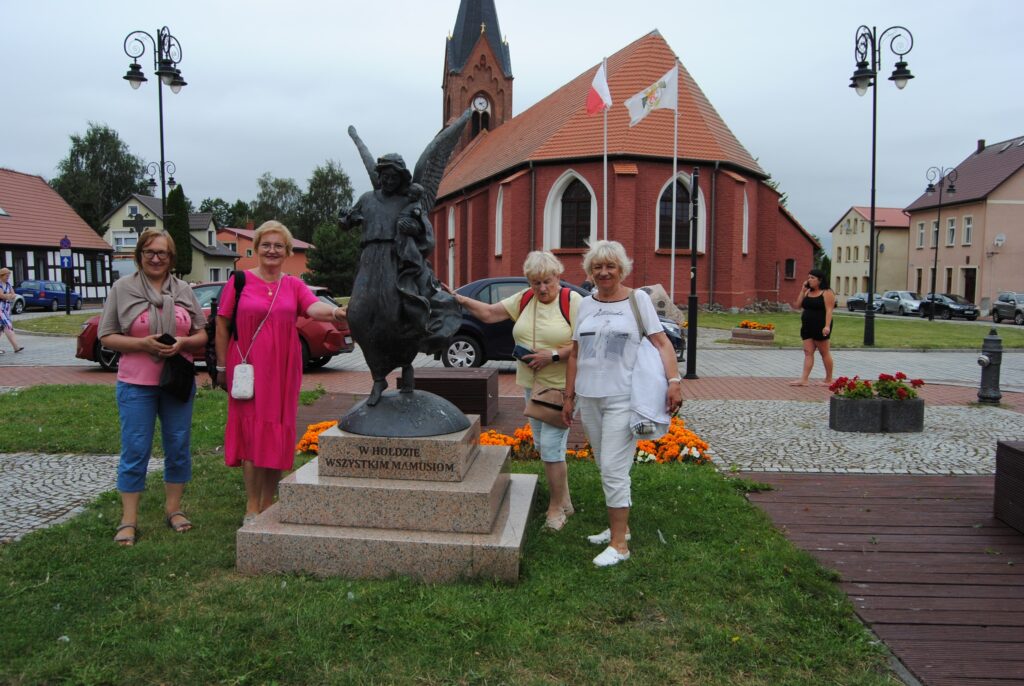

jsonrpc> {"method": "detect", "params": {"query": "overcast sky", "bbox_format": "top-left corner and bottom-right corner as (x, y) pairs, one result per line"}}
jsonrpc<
(3, 0), (1022, 253)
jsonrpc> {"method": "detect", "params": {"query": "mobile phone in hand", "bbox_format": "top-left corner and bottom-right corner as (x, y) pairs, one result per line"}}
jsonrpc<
(512, 344), (535, 361)
(156, 333), (177, 345)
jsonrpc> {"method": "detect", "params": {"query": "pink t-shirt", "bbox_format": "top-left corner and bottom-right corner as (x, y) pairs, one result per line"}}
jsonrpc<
(116, 306), (197, 386)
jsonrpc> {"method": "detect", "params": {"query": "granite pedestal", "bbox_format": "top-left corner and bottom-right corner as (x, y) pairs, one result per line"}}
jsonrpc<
(236, 416), (537, 583)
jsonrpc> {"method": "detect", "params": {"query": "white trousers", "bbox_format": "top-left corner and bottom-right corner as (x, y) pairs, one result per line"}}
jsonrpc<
(578, 394), (633, 508)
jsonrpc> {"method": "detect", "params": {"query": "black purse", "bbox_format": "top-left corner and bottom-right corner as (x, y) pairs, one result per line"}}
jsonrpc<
(160, 354), (196, 402)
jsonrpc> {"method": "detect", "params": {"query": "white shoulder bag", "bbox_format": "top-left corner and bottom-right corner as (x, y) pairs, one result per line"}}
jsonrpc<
(231, 280), (281, 400)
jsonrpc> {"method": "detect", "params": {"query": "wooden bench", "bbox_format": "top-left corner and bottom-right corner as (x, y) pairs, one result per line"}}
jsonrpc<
(411, 368), (499, 423)
(995, 441), (1024, 535)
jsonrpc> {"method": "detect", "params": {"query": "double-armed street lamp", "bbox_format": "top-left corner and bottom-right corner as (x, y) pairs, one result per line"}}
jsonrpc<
(122, 26), (187, 210)
(145, 161), (177, 197)
(849, 24), (915, 346)
(924, 166), (958, 321)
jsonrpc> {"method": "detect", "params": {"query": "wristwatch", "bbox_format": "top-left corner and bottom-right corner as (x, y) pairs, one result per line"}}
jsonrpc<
(551, 350), (560, 362)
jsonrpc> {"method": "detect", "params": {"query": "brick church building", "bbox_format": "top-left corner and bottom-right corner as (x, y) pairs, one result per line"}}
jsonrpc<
(431, 0), (818, 308)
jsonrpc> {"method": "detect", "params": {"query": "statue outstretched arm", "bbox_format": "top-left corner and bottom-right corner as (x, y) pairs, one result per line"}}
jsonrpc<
(348, 125), (380, 191)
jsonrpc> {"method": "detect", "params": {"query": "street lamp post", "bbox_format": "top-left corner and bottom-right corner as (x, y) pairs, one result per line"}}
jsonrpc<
(122, 27), (187, 210)
(849, 25), (914, 346)
(145, 161), (178, 197)
(925, 167), (958, 320)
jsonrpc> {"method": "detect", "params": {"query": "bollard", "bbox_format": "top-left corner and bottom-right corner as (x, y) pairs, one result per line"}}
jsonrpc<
(977, 328), (1003, 404)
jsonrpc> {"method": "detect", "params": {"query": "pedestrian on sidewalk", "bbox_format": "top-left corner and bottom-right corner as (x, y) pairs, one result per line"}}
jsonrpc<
(97, 229), (208, 545)
(0, 268), (24, 354)
(451, 251), (581, 531)
(790, 268), (835, 387)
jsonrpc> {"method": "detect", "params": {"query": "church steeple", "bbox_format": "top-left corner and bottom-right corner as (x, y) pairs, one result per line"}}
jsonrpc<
(442, 0), (513, 154)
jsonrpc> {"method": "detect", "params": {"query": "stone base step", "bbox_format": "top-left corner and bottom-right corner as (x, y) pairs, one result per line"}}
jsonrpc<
(277, 446), (509, 533)
(236, 474), (537, 583)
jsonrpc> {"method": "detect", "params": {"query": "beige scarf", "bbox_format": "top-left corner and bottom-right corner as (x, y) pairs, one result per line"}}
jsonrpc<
(97, 272), (206, 360)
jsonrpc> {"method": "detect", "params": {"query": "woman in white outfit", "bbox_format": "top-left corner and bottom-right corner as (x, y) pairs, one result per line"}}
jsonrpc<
(562, 241), (682, 567)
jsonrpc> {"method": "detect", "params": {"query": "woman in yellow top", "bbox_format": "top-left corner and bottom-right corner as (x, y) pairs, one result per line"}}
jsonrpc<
(453, 251), (581, 530)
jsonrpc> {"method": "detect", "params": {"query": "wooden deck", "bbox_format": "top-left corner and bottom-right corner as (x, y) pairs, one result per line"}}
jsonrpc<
(744, 473), (1024, 686)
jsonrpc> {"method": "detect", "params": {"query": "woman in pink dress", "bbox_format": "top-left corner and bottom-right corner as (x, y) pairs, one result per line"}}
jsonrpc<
(214, 221), (347, 524)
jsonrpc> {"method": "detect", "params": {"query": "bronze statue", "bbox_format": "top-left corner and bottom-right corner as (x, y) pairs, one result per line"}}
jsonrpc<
(341, 110), (471, 406)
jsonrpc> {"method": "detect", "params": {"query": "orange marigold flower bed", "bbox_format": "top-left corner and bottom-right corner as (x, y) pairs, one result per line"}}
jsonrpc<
(737, 319), (775, 331)
(295, 420), (338, 454)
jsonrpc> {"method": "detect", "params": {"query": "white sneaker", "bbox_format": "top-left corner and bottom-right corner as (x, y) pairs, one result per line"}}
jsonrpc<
(586, 528), (631, 545)
(593, 546), (630, 567)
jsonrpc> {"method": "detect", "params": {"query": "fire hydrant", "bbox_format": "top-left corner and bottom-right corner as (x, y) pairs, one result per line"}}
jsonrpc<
(977, 328), (1003, 404)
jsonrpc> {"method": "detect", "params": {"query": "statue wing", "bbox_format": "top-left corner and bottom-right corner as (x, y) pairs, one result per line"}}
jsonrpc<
(348, 125), (380, 191)
(412, 108), (472, 214)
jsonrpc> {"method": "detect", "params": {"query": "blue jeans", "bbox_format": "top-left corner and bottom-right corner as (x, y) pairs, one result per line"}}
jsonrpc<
(524, 388), (570, 463)
(116, 381), (194, 493)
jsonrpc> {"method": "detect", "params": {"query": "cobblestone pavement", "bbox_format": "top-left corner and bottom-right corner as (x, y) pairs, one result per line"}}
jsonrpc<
(0, 452), (161, 543)
(685, 399), (1024, 475)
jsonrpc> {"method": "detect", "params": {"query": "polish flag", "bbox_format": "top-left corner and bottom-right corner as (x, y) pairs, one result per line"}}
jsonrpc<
(586, 62), (612, 115)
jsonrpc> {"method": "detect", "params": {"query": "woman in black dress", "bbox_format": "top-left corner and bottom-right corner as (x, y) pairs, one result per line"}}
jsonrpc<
(790, 269), (835, 386)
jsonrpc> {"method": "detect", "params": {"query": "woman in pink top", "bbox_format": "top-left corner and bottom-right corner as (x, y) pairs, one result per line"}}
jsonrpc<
(214, 221), (347, 525)
(97, 229), (208, 546)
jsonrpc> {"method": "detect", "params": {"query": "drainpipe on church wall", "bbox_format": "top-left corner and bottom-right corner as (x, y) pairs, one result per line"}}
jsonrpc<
(708, 161), (719, 305)
(529, 161), (536, 250)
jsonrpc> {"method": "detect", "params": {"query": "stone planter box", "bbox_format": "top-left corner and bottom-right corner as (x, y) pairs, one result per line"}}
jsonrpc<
(881, 398), (925, 432)
(731, 328), (775, 345)
(829, 396), (925, 433)
(829, 396), (884, 432)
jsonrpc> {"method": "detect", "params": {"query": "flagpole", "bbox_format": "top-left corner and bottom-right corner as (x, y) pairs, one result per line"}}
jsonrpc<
(669, 88), (678, 303)
(602, 57), (608, 242)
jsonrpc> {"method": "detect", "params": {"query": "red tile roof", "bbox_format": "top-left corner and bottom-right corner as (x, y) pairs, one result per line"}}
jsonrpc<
(0, 168), (112, 251)
(851, 206), (909, 228)
(904, 135), (1024, 212)
(219, 226), (314, 250)
(438, 31), (764, 199)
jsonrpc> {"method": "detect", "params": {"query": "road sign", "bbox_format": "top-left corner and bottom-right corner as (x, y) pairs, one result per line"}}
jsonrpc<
(60, 256), (73, 269)
(59, 235), (71, 250)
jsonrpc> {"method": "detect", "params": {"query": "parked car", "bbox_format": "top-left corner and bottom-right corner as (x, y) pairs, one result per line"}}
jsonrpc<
(918, 293), (979, 321)
(438, 277), (685, 367)
(76, 281), (354, 371)
(15, 279), (81, 311)
(10, 292), (25, 315)
(846, 292), (882, 312)
(992, 291), (1024, 325)
(878, 290), (922, 316)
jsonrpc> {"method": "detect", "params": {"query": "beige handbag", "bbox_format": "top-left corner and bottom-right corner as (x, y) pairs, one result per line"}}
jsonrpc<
(522, 293), (568, 429)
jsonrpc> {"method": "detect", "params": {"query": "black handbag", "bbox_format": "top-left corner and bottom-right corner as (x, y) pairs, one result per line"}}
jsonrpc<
(160, 354), (196, 402)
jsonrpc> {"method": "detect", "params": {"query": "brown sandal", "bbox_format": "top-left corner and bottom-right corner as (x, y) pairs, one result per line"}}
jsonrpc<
(165, 511), (192, 533)
(114, 523), (139, 546)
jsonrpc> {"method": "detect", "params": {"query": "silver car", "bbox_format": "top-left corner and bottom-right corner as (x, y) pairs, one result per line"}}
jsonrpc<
(879, 290), (922, 316)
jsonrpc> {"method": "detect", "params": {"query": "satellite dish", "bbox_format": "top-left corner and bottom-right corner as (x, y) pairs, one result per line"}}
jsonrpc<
(994, 233), (1006, 247)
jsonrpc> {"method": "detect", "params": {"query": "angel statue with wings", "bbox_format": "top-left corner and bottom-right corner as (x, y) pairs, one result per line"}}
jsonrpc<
(340, 110), (471, 408)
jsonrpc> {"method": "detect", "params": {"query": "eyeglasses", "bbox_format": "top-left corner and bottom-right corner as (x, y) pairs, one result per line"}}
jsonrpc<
(142, 250), (170, 261)
(259, 243), (287, 252)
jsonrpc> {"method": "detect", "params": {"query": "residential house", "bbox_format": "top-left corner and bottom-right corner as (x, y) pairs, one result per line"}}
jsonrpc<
(101, 194), (238, 282)
(828, 207), (909, 305)
(217, 226), (313, 275)
(0, 168), (113, 302)
(904, 136), (1024, 311)
(429, 1), (818, 308)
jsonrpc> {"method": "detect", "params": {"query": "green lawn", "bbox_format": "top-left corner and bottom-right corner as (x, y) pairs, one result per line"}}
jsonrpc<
(692, 311), (1024, 348)
(0, 385), (899, 685)
(15, 312), (96, 335)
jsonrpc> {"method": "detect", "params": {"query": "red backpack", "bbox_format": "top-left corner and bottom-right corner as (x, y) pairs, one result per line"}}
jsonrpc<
(519, 287), (572, 325)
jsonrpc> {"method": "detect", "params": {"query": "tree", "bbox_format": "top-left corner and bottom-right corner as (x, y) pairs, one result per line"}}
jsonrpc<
(164, 185), (192, 277)
(251, 172), (302, 228)
(50, 122), (148, 234)
(199, 197), (233, 228)
(305, 223), (361, 295)
(296, 160), (354, 242)
(811, 233), (832, 285)
(228, 200), (252, 228)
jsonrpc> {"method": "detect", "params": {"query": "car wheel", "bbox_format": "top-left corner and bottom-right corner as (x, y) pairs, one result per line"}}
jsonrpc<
(442, 335), (483, 368)
(1016, 312), (1024, 326)
(941, 309), (953, 320)
(898, 306), (906, 316)
(993, 312), (1002, 323)
(49, 299), (59, 312)
(300, 340), (312, 370)
(74, 299), (82, 310)
(12, 299), (24, 315)
(308, 355), (331, 369)
(96, 343), (120, 371)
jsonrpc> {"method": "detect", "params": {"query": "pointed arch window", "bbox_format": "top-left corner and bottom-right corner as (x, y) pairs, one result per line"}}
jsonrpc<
(658, 180), (690, 250)
(560, 180), (592, 248)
